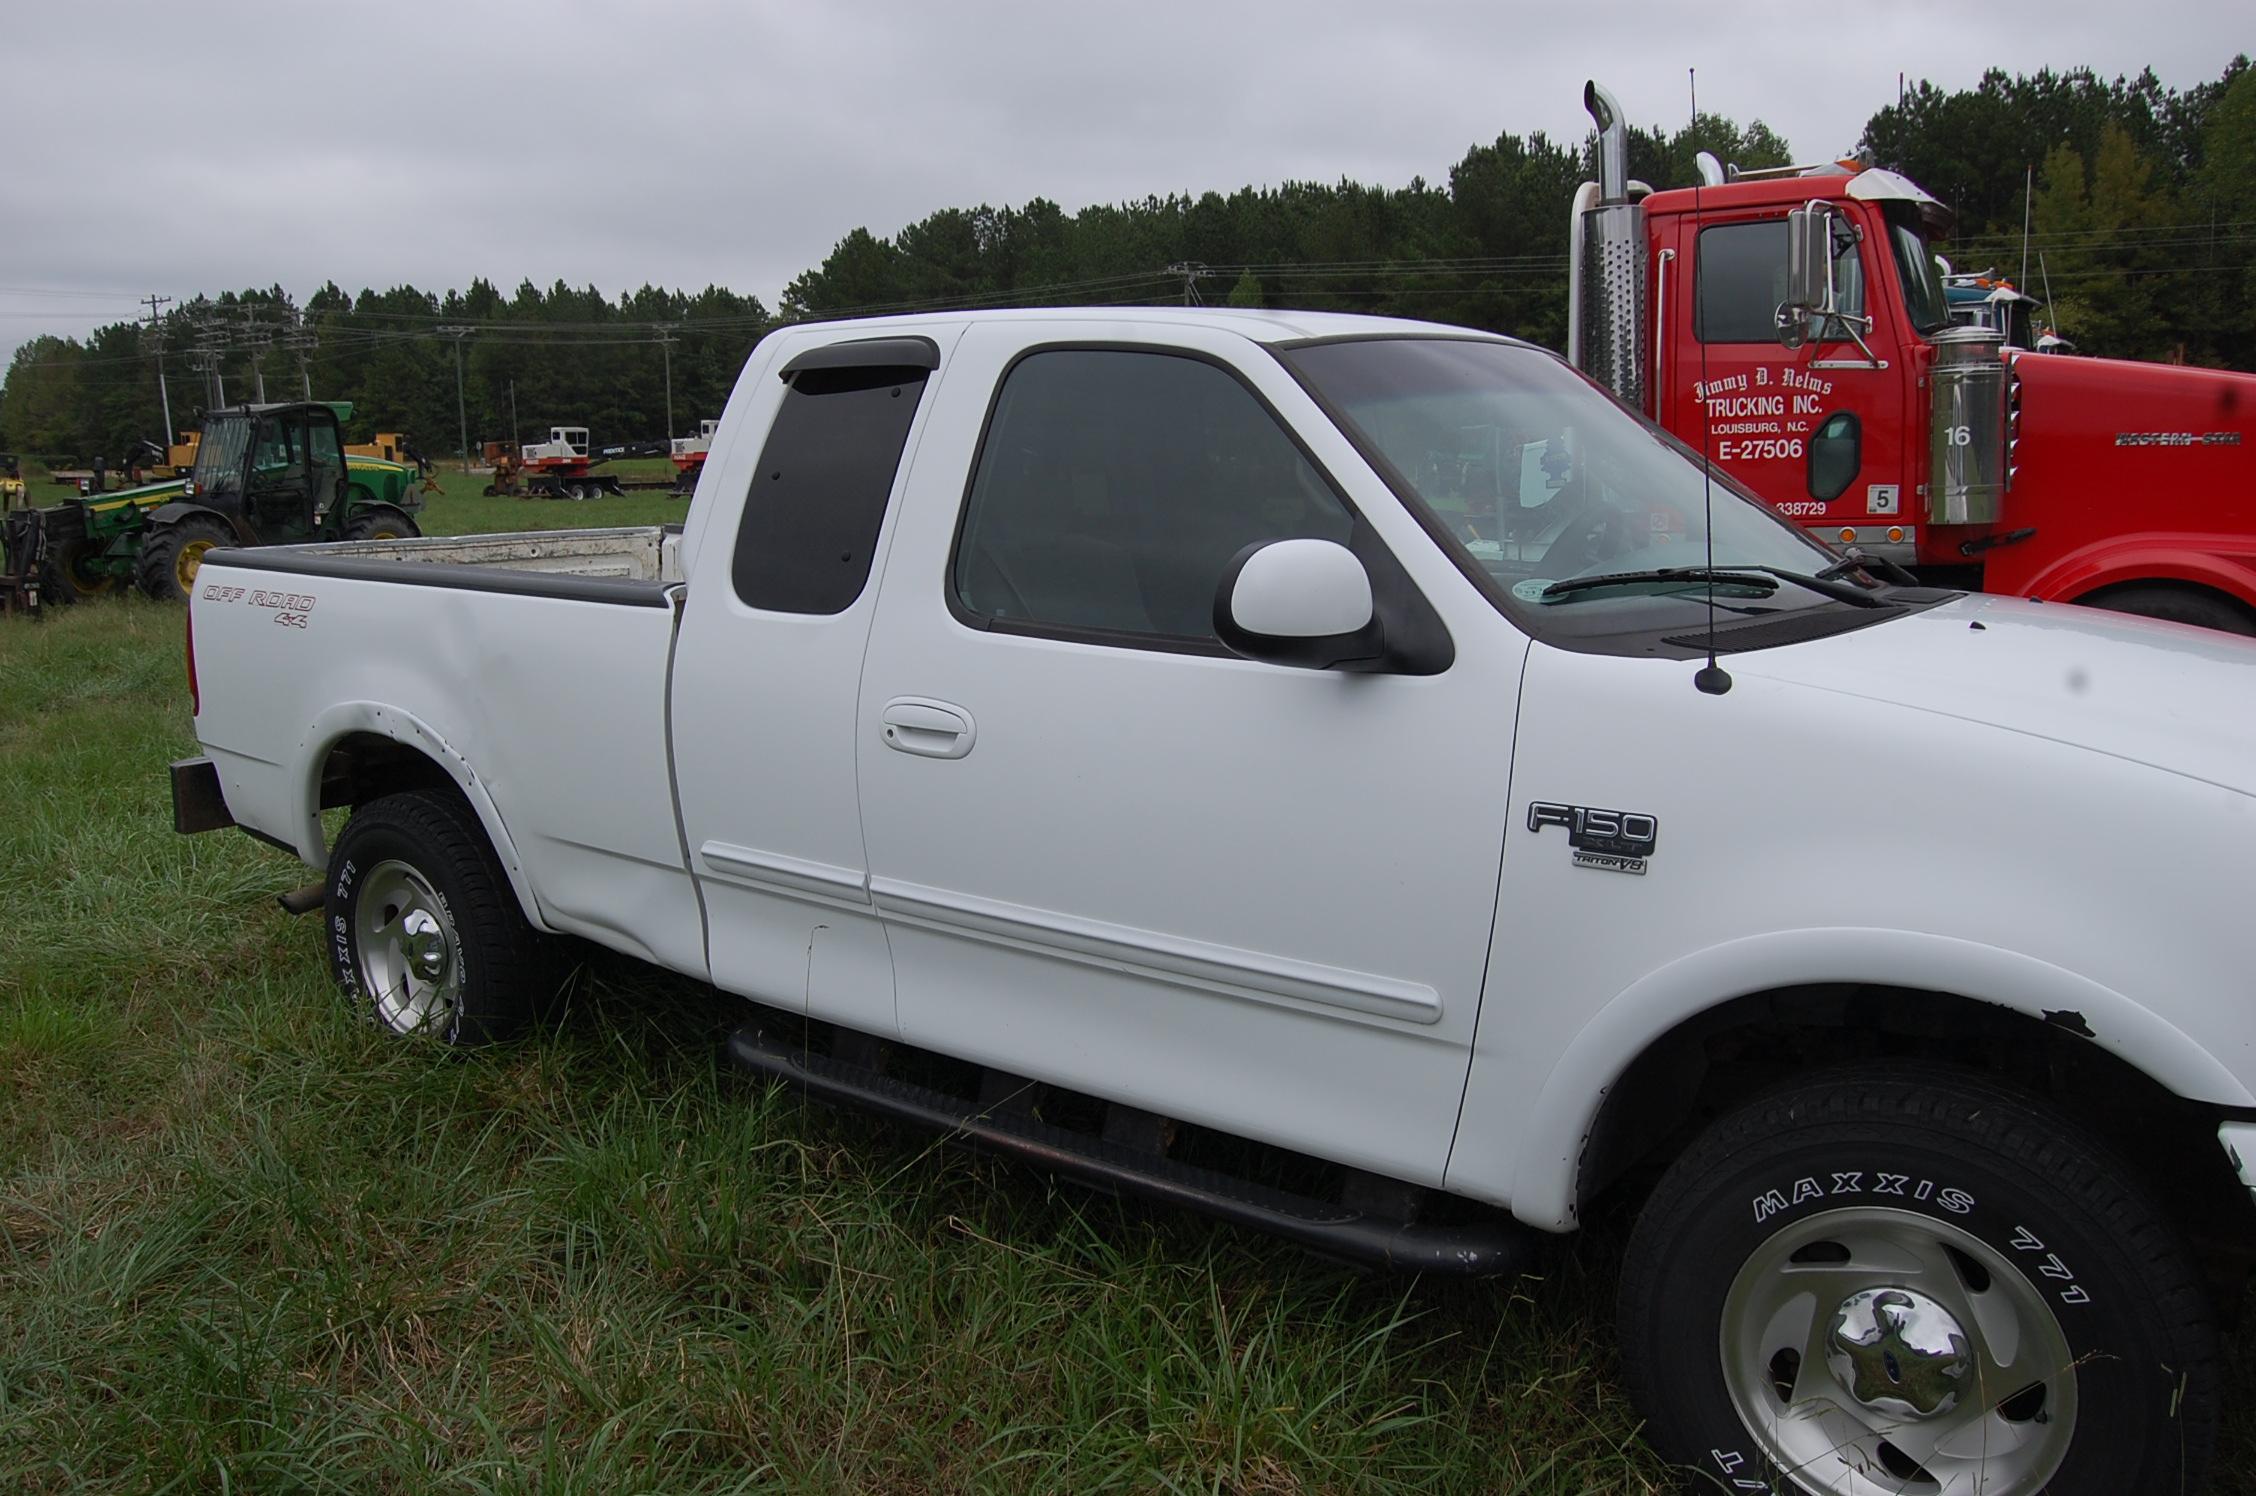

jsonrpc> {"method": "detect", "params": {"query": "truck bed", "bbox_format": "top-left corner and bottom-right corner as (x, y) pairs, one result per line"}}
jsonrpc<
(191, 521), (701, 973)
(218, 525), (685, 599)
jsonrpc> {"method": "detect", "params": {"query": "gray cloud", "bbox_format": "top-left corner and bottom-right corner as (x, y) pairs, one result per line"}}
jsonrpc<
(5, 0), (2245, 374)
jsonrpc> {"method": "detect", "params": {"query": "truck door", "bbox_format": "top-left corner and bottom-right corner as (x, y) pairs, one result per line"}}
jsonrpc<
(669, 327), (963, 1035)
(1664, 209), (1915, 563)
(245, 410), (317, 536)
(852, 324), (1526, 1186)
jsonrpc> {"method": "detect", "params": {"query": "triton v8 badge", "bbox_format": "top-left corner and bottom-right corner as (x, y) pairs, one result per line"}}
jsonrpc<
(1527, 802), (1658, 875)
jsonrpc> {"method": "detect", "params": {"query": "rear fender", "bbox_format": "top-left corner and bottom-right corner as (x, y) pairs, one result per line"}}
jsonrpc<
(292, 701), (552, 932)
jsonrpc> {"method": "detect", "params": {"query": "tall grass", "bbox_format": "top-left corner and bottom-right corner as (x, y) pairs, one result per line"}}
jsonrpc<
(0, 600), (1675, 1492)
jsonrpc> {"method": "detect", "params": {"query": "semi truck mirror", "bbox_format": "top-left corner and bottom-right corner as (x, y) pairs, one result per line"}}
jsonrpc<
(1787, 206), (1828, 312)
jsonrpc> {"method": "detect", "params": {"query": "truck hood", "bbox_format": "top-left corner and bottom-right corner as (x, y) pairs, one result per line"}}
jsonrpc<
(1732, 593), (2256, 797)
(1984, 352), (2256, 594)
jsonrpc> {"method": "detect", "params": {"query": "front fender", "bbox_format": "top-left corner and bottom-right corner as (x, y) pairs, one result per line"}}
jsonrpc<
(291, 701), (552, 933)
(147, 500), (248, 541)
(1480, 927), (2253, 1233)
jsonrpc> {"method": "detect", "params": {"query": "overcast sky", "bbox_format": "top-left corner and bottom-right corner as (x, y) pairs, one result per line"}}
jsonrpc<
(5, 0), (2246, 377)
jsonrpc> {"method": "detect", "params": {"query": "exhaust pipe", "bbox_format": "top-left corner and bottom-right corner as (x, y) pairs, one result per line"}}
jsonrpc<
(1585, 81), (1629, 203)
(1572, 80), (1650, 412)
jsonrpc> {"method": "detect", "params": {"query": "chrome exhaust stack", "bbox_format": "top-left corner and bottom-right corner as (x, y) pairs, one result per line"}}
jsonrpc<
(1573, 80), (1651, 413)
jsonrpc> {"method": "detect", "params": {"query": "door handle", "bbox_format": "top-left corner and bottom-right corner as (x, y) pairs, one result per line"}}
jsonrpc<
(880, 697), (975, 759)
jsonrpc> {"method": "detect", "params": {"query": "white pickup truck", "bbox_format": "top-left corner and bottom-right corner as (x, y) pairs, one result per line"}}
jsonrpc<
(174, 308), (2256, 1495)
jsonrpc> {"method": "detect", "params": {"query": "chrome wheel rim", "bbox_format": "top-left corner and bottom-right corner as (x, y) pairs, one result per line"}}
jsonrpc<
(352, 859), (463, 1035)
(1720, 1205), (2076, 1495)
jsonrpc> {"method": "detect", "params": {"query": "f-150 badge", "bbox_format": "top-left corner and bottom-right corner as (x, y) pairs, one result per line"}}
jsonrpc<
(1527, 802), (1657, 875)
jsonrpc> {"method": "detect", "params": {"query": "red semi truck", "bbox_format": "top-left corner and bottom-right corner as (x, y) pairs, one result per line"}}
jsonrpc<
(1569, 82), (2255, 633)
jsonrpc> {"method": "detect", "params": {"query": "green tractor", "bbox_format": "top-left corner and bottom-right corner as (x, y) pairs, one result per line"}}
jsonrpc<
(21, 402), (425, 605)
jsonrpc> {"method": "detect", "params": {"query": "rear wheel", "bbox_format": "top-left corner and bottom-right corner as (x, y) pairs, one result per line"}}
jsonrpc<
(1617, 1066), (2215, 1495)
(2081, 584), (2255, 636)
(342, 505), (421, 542)
(42, 536), (124, 603)
(134, 516), (234, 602)
(324, 789), (550, 1045)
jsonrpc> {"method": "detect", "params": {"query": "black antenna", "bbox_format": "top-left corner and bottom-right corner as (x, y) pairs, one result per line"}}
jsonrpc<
(1690, 66), (1732, 695)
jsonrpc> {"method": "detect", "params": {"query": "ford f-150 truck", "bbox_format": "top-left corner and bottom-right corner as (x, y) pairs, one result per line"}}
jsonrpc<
(173, 307), (2256, 1495)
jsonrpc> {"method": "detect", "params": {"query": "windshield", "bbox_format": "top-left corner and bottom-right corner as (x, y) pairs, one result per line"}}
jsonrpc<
(189, 416), (252, 498)
(1281, 339), (1868, 640)
(1888, 210), (1950, 336)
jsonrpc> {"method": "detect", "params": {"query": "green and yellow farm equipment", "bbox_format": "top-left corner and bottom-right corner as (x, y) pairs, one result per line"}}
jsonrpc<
(2, 402), (425, 610)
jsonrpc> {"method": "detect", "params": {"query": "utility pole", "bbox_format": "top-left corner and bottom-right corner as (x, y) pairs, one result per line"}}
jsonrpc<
(194, 318), (229, 407)
(509, 379), (520, 448)
(242, 311), (271, 404)
(285, 320), (318, 400)
(142, 294), (174, 439)
(439, 325), (474, 467)
(1165, 261), (1209, 306)
(654, 323), (680, 440)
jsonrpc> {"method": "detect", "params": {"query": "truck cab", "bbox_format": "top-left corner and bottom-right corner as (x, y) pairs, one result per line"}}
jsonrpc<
(1570, 80), (2256, 634)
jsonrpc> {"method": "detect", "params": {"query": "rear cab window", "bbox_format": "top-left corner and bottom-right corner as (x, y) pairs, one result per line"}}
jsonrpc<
(732, 337), (939, 614)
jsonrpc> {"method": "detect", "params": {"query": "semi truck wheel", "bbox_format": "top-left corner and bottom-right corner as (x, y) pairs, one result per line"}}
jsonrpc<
(343, 506), (421, 542)
(1616, 1066), (2214, 1495)
(2081, 584), (2256, 637)
(324, 790), (549, 1045)
(134, 517), (233, 602)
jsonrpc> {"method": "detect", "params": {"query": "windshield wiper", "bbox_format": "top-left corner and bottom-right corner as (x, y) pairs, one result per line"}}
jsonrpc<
(1543, 561), (1895, 609)
(1542, 567), (1778, 600)
(1816, 547), (1921, 587)
(1542, 565), (1890, 608)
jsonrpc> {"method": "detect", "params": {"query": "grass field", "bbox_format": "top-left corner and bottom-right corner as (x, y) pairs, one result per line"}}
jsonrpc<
(7, 487), (2255, 1491)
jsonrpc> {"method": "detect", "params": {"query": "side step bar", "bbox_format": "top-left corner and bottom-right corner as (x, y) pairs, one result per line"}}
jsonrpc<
(727, 1025), (1537, 1277)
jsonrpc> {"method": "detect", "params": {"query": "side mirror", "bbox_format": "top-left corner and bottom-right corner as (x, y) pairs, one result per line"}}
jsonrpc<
(1215, 538), (1384, 670)
(1777, 204), (1835, 349)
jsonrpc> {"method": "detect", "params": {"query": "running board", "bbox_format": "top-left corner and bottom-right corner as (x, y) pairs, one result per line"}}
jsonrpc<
(726, 1025), (1535, 1277)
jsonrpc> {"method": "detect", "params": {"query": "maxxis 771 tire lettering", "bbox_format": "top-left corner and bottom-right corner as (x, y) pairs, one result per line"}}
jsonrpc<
(1617, 1066), (2216, 1495)
(323, 789), (550, 1045)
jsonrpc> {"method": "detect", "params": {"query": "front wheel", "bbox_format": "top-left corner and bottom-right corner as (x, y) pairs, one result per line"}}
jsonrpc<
(1617, 1066), (2215, 1495)
(134, 516), (234, 602)
(324, 789), (550, 1045)
(2080, 584), (2256, 637)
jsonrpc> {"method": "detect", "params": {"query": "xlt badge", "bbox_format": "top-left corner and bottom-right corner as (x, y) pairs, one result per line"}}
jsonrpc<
(1527, 802), (1657, 875)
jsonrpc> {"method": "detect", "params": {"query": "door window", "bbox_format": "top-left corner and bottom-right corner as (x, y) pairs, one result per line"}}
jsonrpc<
(951, 349), (1353, 646)
(1696, 220), (1865, 344)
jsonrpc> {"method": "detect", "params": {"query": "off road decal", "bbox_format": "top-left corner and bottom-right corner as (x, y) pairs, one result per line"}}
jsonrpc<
(200, 581), (319, 625)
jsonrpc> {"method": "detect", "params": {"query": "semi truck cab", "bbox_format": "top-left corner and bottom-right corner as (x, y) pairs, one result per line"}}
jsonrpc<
(1570, 80), (2256, 634)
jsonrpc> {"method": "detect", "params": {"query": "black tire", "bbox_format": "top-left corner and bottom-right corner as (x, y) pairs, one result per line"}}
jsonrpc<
(2080, 584), (2256, 637)
(134, 516), (234, 602)
(324, 789), (550, 1045)
(41, 535), (124, 604)
(1617, 1066), (2214, 1495)
(342, 505), (421, 542)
